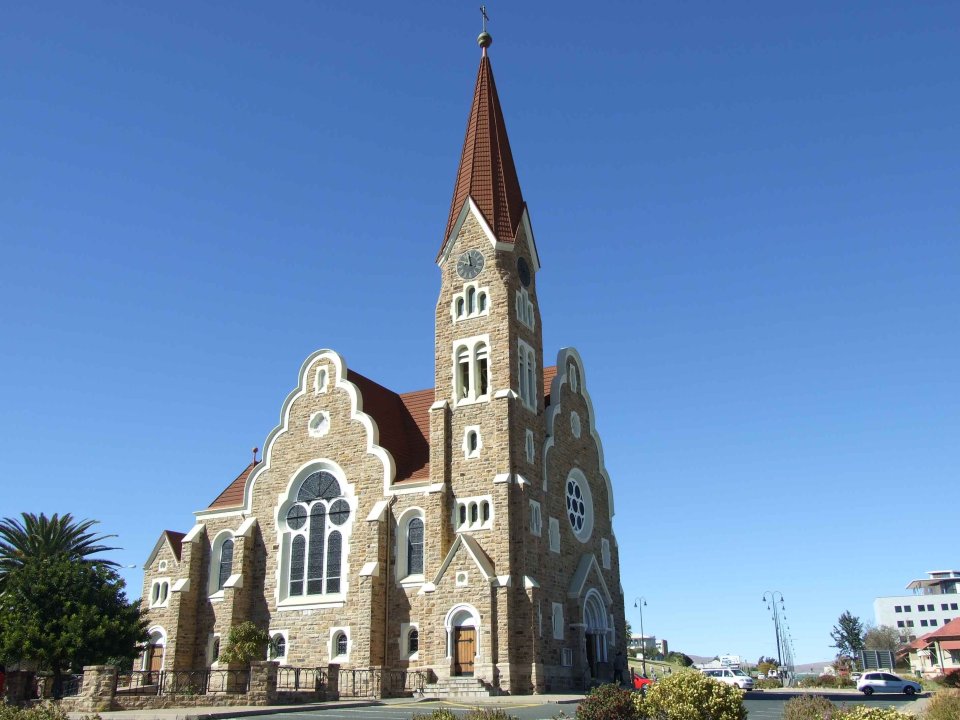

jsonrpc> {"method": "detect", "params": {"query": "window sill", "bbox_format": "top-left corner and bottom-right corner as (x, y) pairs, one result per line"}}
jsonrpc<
(278, 594), (347, 610)
(454, 395), (491, 408)
(399, 575), (425, 588)
(208, 591), (225, 603)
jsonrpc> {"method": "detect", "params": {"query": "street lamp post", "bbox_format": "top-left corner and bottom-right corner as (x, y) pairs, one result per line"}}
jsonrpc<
(633, 596), (648, 677)
(762, 591), (785, 669)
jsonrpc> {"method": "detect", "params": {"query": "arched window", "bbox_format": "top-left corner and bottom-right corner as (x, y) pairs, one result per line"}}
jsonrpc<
(270, 633), (287, 661)
(283, 469), (352, 598)
(456, 297), (465, 317)
(334, 631), (348, 658)
(457, 346), (470, 399)
(452, 337), (492, 404)
(408, 628), (419, 655)
(476, 343), (489, 396)
(478, 292), (487, 312)
(217, 539), (234, 591)
(466, 286), (476, 314)
(407, 518), (424, 576)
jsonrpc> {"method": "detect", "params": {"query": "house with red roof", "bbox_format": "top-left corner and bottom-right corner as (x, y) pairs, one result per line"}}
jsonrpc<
(138, 28), (625, 698)
(902, 618), (960, 678)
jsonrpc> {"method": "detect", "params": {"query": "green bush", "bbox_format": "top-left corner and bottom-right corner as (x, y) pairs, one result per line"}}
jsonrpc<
(782, 695), (837, 720)
(0, 703), (96, 720)
(411, 710), (459, 720)
(753, 678), (782, 689)
(218, 621), (269, 665)
(924, 689), (960, 720)
(834, 707), (912, 720)
(464, 710), (519, 720)
(575, 683), (639, 720)
(932, 672), (960, 689)
(636, 670), (746, 720)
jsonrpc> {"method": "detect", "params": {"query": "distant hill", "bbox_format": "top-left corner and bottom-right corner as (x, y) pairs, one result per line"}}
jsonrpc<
(794, 661), (834, 674)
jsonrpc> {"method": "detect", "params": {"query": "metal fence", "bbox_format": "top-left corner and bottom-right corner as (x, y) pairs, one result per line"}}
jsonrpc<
(337, 668), (425, 698)
(60, 674), (83, 697)
(117, 669), (250, 696)
(276, 666), (327, 693)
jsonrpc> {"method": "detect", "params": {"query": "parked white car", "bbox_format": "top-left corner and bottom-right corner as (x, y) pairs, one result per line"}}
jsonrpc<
(856, 671), (921, 696)
(702, 668), (754, 690)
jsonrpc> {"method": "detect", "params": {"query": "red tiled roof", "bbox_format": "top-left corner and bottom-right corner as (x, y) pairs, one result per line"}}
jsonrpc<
(164, 530), (186, 561)
(208, 461), (260, 510)
(543, 365), (559, 407)
(439, 53), (525, 260)
(925, 617), (960, 640)
(205, 365), (559, 508)
(347, 371), (431, 484)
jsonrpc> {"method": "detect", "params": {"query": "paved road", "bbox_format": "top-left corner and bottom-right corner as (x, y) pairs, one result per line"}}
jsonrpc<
(227, 691), (925, 720)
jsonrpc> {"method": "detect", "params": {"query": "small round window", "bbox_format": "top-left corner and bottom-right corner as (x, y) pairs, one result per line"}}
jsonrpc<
(565, 470), (594, 542)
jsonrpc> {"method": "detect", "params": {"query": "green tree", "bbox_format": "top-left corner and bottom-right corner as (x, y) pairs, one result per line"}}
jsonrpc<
(830, 611), (865, 660)
(864, 624), (902, 651)
(219, 621), (270, 665)
(0, 513), (117, 592)
(625, 620), (633, 644)
(0, 555), (147, 697)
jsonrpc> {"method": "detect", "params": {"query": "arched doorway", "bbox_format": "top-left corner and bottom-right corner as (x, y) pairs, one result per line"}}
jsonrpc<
(445, 604), (480, 677)
(143, 628), (166, 680)
(582, 591), (608, 679)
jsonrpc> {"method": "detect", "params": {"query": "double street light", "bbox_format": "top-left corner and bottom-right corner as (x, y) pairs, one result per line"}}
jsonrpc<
(633, 596), (648, 676)
(762, 591), (785, 672)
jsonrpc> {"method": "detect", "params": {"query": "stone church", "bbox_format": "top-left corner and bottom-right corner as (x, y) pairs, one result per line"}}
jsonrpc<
(140, 32), (626, 695)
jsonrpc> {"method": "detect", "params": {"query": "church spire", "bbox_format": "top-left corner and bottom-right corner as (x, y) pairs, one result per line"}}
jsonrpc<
(439, 26), (526, 259)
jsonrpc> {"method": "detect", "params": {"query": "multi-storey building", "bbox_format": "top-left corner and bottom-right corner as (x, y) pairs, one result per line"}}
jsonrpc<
(874, 570), (960, 642)
(139, 31), (626, 695)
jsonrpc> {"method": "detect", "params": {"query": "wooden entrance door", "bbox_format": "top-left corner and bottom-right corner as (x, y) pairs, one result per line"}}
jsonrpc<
(453, 627), (476, 676)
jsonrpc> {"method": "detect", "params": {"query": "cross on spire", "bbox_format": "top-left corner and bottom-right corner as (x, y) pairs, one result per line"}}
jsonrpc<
(480, 5), (489, 32)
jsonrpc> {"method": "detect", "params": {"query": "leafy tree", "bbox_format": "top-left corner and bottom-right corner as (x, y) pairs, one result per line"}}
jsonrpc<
(830, 610), (865, 660)
(0, 513), (117, 592)
(625, 620), (633, 644)
(864, 624), (902, 651)
(0, 555), (147, 697)
(219, 621), (270, 665)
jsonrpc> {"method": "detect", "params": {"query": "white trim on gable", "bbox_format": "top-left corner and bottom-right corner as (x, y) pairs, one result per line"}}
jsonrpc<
(423, 534), (495, 593)
(567, 553), (613, 604)
(437, 198), (514, 266)
(542, 348), (616, 522)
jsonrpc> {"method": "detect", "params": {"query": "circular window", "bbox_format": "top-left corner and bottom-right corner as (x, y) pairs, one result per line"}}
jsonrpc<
(329, 499), (350, 526)
(565, 470), (594, 542)
(286, 505), (307, 530)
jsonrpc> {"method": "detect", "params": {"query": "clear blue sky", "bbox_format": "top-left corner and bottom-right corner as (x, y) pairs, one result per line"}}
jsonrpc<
(2, 2), (957, 665)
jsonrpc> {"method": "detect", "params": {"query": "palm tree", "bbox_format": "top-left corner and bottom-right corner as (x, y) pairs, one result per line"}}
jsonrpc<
(0, 512), (118, 592)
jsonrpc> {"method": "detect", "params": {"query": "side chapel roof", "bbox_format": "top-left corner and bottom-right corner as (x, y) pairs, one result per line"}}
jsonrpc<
(205, 366), (557, 511)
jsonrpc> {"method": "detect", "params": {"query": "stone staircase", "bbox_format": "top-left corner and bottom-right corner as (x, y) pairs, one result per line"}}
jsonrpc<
(422, 676), (502, 698)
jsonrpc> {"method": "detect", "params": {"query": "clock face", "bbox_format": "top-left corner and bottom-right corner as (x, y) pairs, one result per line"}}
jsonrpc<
(517, 256), (531, 287)
(457, 249), (485, 279)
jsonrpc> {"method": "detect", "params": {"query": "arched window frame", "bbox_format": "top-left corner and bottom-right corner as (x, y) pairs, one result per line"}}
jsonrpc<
(396, 507), (426, 586)
(452, 334), (492, 405)
(400, 622), (420, 660)
(451, 282), (490, 322)
(330, 627), (350, 661)
(277, 462), (356, 608)
(268, 630), (289, 664)
(517, 339), (537, 411)
(453, 495), (494, 532)
(149, 578), (171, 608)
(208, 531), (236, 598)
(463, 425), (482, 459)
(516, 288), (535, 329)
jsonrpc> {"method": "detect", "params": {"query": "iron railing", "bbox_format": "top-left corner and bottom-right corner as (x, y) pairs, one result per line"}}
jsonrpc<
(337, 668), (425, 698)
(276, 666), (327, 693)
(60, 674), (83, 697)
(117, 669), (249, 696)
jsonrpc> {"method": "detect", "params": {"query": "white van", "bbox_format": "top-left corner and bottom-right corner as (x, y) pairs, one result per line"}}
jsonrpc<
(702, 668), (754, 690)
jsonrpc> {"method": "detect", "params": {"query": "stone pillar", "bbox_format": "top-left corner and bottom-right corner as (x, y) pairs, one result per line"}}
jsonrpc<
(247, 661), (278, 705)
(78, 665), (117, 712)
(326, 663), (340, 700)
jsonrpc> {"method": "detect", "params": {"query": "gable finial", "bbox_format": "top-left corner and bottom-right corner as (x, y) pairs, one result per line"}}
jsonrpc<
(478, 5), (492, 54)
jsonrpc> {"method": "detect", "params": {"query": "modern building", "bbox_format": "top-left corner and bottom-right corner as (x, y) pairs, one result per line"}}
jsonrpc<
(874, 570), (960, 642)
(138, 31), (626, 696)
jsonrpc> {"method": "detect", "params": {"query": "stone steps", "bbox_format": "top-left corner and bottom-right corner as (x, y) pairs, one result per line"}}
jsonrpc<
(423, 677), (501, 698)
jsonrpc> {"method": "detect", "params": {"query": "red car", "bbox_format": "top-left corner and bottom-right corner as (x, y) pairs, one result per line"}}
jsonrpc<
(632, 672), (653, 691)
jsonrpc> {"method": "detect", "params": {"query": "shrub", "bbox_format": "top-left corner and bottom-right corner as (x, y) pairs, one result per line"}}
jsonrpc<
(754, 678), (782, 689)
(636, 670), (746, 720)
(816, 674), (839, 688)
(218, 621), (269, 665)
(782, 695), (837, 720)
(576, 683), (639, 720)
(0, 704), (92, 720)
(924, 689), (960, 720)
(411, 710), (458, 720)
(932, 672), (960, 689)
(834, 707), (912, 720)
(464, 710), (519, 720)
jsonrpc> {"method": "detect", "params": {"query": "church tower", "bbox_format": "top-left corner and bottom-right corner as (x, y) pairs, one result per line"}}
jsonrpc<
(429, 30), (548, 690)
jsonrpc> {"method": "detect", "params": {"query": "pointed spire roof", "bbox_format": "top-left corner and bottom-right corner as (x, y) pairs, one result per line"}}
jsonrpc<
(439, 49), (526, 259)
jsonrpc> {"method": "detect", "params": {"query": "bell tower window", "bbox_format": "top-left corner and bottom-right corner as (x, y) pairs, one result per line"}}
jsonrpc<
(452, 335), (492, 405)
(518, 339), (537, 410)
(451, 283), (490, 322)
